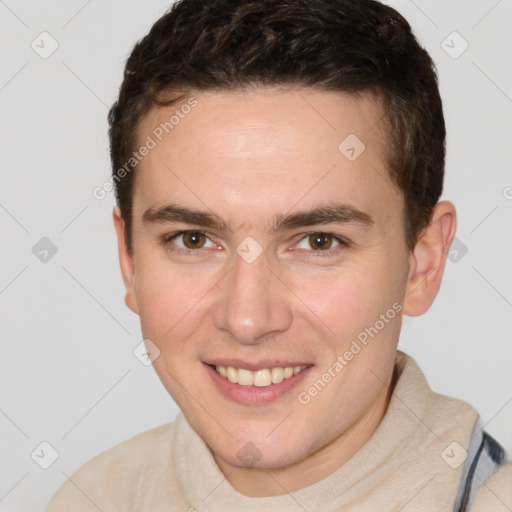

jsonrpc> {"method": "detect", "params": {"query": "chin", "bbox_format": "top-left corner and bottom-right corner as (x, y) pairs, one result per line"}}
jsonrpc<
(213, 429), (313, 470)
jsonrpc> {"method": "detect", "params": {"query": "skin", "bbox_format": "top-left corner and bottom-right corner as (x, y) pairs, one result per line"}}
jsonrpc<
(113, 87), (456, 496)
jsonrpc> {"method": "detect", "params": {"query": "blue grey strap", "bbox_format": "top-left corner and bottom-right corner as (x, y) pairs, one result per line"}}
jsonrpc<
(454, 420), (506, 512)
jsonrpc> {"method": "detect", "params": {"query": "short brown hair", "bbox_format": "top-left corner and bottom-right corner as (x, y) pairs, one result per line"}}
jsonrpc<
(109, 0), (445, 251)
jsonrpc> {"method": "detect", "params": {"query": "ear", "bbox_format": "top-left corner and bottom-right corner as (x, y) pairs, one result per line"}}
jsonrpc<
(113, 206), (139, 314)
(403, 201), (457, 317)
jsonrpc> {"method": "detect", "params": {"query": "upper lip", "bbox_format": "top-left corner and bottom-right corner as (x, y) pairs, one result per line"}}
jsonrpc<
(203, 359), (311, 371)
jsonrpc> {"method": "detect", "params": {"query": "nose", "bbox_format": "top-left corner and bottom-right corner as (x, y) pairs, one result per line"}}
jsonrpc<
(212, 250), (293, 345)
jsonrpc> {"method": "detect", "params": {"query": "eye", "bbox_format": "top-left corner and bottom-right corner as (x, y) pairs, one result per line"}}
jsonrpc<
(166, 230), (215, 250)
(296, 232), (343, 251)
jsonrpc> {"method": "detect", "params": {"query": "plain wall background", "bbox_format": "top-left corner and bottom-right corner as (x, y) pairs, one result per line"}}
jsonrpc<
(0, 1), (511, 510)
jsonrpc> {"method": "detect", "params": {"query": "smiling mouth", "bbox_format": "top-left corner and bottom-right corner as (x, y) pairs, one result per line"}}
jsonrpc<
(212, 364), (308, 387)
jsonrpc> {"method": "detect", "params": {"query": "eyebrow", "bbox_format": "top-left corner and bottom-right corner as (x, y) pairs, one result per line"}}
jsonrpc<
(275, 204), (374, 231)
(142, 203), (374, 232)
(142, 204), (229, 231)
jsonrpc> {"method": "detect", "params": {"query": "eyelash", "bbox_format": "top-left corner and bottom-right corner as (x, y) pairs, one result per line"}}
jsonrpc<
(294, 232), (350, 259)
(162, 230), (350, 257)
(162, 230), (219, 257)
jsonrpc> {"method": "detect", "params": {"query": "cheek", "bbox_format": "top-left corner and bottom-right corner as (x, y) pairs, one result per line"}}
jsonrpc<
(134, 260), (209, 344)
(133, 264), (213, 398)
(290, 263), (399, 337)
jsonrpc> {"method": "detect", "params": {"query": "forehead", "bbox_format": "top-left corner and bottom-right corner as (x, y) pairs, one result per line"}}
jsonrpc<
(132, 87), (399, 230)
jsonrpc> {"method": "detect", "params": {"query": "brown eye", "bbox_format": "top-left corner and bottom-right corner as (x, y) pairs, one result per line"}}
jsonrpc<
(164, 230), (218, 254)
(181, 231), (207, 249)
(308, 232), (333, 250)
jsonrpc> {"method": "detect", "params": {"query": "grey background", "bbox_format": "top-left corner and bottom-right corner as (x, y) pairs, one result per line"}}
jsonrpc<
(1, 1), (511, 510)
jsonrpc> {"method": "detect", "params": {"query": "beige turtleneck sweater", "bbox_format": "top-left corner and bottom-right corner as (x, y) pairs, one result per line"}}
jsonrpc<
(45, 352), (511, 511)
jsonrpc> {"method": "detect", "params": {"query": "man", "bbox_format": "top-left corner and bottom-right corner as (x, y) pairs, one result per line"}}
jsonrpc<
(46, 0), (511, 510)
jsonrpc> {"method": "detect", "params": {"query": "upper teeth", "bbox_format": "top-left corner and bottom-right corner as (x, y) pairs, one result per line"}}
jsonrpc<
(215, 365), (307, 387)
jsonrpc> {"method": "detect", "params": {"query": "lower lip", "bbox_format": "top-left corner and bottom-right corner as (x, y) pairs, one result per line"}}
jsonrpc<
(204, 363), (312, 405)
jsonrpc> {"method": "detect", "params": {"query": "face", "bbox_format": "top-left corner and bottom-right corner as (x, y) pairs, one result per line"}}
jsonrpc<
(117, 87), (414, 475)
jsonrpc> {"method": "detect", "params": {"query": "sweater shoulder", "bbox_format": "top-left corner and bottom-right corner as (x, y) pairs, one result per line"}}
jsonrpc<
(469, 463), (512, 511)
(44, 421), (177, 512)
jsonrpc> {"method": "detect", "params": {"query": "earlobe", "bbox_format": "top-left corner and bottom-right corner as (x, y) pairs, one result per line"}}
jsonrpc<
(112, 206), (139, 315)
(402, 201), (457, 317)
